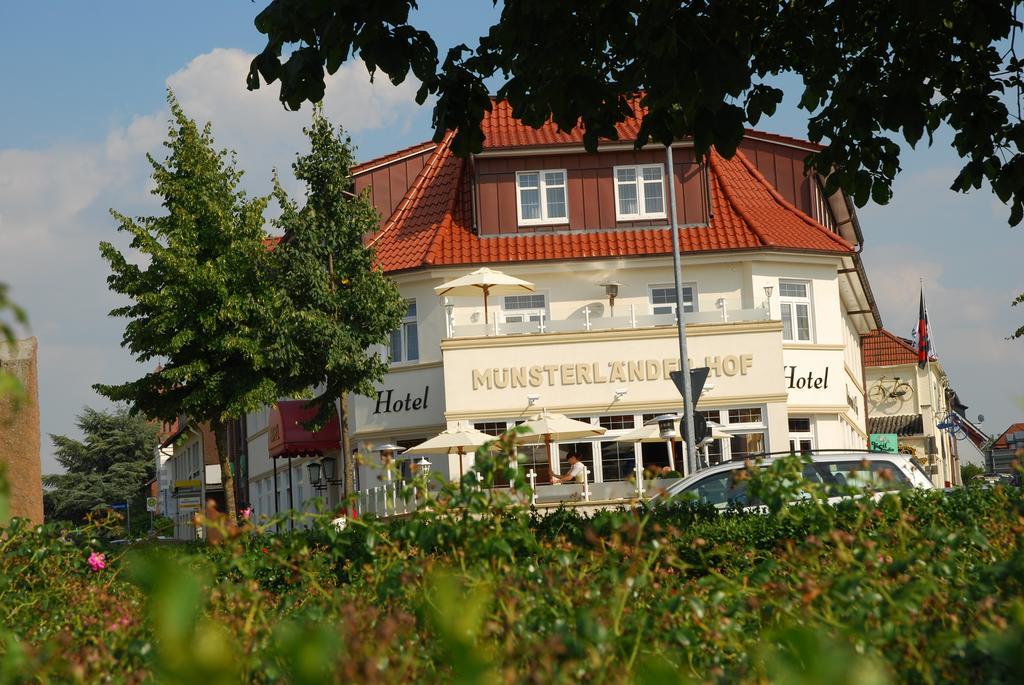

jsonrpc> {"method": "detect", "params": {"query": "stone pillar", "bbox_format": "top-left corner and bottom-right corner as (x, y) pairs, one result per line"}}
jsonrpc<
(0, 338), (43, 524)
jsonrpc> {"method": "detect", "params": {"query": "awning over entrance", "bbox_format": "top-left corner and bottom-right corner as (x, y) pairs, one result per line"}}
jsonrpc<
(268, 400), (341, 459)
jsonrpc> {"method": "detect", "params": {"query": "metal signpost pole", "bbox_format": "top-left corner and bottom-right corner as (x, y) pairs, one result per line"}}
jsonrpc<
(126, 499), (131, 538)
(666, 145), (699, 475)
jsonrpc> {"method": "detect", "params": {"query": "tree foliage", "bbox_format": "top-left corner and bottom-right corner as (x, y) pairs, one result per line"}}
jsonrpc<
(95, 93), (280, 519)
(270, 107), (406, 495)
(248, 1), (1024, 225)
(0, 282), (28, 403)
(43, 406), (158, 524)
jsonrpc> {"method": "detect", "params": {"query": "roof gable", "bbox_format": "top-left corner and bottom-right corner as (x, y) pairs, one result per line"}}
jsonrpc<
(993, 423), (1024, 449)
(370, 132), (853, 274)
(862, 328), (921, 367)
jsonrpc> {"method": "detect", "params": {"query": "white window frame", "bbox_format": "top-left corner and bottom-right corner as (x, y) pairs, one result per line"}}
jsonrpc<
(390, 299), (419, 364)
(501, 292), (549, 324)
(778, 279), (814, 342)
(515, 169), (569, 227)
(613, 163), (667, 221)
(788, 416), (815, 454)
(648, 283), (698, 316)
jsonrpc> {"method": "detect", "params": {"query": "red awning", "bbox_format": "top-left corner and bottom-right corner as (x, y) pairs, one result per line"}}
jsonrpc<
(268, 400), (342, 459)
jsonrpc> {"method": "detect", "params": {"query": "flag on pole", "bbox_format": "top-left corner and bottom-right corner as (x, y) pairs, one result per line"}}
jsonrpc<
(916, 287), (930, 368)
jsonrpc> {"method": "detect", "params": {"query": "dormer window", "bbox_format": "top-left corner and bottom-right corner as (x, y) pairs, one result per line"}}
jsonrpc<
(614, 164), (666, 220)
(516, 170), (568, 226)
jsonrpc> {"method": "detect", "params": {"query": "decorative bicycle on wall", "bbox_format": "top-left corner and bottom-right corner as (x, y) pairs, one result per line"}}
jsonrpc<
(936, 411), (967, 440)
(868, 376), (913, 410)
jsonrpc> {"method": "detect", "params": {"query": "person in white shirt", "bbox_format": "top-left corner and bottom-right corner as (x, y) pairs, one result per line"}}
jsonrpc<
(551, 453), (587, 484)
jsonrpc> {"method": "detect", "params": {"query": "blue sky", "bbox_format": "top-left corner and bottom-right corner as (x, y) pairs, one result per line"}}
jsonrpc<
(1, 2), (1019, 472)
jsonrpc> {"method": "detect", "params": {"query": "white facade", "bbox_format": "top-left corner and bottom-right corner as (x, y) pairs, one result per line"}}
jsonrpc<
(865, 359), (961, 487)
(346, 252), (872, 490)
(245, 406), (327, 528)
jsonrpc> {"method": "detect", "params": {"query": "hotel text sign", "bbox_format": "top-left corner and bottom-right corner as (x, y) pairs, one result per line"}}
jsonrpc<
(471, 355), (754, 390)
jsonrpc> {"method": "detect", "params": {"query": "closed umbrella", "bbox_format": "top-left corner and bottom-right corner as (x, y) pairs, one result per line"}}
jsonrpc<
(405, 423), (496, 480)
(518, 411), (607, 477)
(434, 267), (535, 324)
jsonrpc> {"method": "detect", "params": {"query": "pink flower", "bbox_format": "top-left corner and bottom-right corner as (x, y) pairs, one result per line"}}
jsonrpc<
(241, 506), (253, 521)
(88, 551), (106, 572)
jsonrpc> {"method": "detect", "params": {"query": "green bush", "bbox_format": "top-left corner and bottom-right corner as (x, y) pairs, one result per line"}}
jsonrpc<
(1, 455), (1023, 683)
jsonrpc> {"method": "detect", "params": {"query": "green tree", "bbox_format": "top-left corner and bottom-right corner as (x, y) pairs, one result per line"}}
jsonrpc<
(0, 283), (28, 403)
(43, 406), (158, 524)
(247, 1), (1024, 225)
(961, 462), (986, 483)
(95, 93), (279, 520)
(269, 107), (406, 499)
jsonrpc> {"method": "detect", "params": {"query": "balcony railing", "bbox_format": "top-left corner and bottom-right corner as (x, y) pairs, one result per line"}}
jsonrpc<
(447, 305), (770, 339)
(357, 468), (686, 518)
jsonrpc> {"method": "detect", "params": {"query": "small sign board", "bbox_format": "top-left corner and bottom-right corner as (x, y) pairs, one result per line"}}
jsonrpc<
(145, 497), (158, 513)
(869, 433), (899, 454)
(177, 496), (201, 512)
(107, 503), (128, 511)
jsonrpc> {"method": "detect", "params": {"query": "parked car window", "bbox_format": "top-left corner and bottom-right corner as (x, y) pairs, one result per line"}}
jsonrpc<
(688, 470), (752, 509)
(816, 459), (910, 490)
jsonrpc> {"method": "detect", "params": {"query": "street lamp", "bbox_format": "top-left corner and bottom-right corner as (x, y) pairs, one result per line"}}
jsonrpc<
(763, 285), (773, 316)
(375, 443), (405, 482)
(307, 456), (342, 492)
(598, 281), (623, 317)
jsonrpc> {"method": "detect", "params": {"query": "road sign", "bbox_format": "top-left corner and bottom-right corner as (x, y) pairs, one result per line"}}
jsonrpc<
(681, 413), (709, 444)
(669, 367), (710, 408)
(107, 503), (128, 511)
(178, 496), (201, 512)
(145, 497), (158, 513)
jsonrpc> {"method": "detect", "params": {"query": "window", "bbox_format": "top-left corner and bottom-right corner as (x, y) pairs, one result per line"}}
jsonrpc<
(599, 415), (636, 431)
(649, 284), (697, 316)
(516, 170), (568, 225)
(614, 164), (666, 220)
(728, 407), (763, 424)
(503, 293), (547, 323)
(788, 417), (814, 454)
(599, 441), (637, 482)
(473, 422), (509, 437)
(779, 280), (812, 342)
(558, 442), (595, 483)
(389, 300), (419, 363)
(729, 432), (766, 461)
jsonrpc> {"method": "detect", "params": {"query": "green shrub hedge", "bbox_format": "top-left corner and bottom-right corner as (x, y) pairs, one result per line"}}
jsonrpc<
(2, 457), (1023, 683)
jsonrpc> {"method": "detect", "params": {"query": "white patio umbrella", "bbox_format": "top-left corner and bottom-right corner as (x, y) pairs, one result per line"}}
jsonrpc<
(434, 267), (535, 324)
(404, 423), (497, 480)
(707, 421), (733, 440)
(517, 411), (607, 478)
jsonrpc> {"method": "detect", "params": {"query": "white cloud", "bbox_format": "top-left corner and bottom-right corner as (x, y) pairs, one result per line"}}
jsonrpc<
(0, 48), (425, 473)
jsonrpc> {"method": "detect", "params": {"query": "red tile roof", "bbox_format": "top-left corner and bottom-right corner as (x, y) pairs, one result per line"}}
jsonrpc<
(480, 97), (646, 149)
(370, 130), (853, 273)
(742, 129), (824, 152)
(477, 98), (822, 151)
(862, 328), (934, 367)
(993, 423), (1024, 449)
(352, 141), (436, 175)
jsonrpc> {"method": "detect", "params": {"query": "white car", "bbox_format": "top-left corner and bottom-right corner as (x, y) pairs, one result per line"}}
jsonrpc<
(656, 452), (934, 510)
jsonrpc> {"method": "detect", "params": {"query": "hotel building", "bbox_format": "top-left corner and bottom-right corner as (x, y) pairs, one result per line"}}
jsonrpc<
(237, 100), (888, 517)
